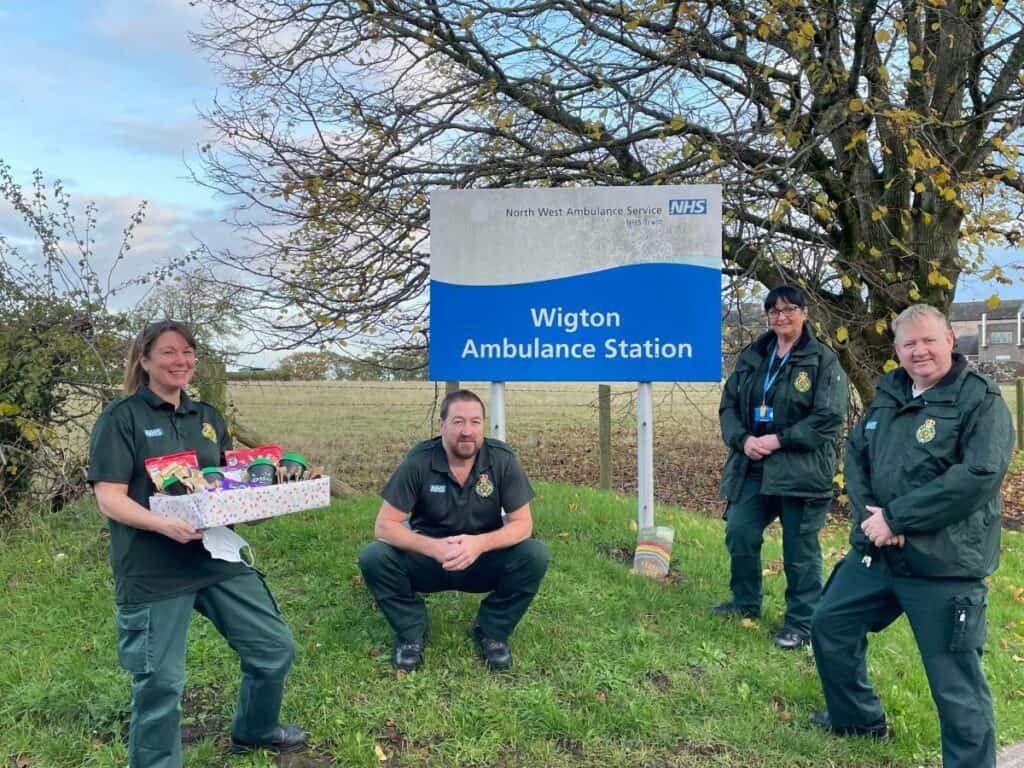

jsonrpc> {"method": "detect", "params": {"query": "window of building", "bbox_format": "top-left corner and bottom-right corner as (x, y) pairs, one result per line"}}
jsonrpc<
(989, 330), (1014, 345)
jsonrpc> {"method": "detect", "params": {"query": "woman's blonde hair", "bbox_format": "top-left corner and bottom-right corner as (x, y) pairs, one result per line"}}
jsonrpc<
(123, 320), (198, 394)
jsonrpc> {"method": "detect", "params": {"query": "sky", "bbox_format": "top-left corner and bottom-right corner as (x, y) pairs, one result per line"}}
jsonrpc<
(1, 0), (1020, 366)
(0, 0), (267, 351)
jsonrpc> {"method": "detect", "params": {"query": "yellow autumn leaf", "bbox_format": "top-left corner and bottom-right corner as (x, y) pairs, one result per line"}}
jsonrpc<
(0, 401), (20, 417)
(909, 287), (922, 300)
(914, 182), (926, 192)
(942, 188), (957, 201)
(629, 519), (638, 531)
(669, 115), (685, 131)
(875, 318), (888, 335)
(836, 326), (850, 342)
(849, 98), (864, 112)
(876, 29), (891, 43)
(833, 472), (845, 487)
(841, 275), (852, 288)
(375, 744), (388, 761)
(843, 130), (867, 151)
(911, 55), (925, 70)
(459, 14), (475, 28)
(883, 359), (899, 373)
(986, 294), (1001, 310)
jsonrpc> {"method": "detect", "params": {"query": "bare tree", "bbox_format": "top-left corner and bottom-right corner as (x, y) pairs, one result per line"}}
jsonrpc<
(192, 0), (1024, 399)
(0, 161), (142, 514)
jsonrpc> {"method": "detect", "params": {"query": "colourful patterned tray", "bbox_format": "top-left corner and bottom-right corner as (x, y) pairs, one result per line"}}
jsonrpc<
(150, 477), (331, 529)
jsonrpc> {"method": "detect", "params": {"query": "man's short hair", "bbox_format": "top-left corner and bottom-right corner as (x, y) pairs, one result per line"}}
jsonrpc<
(892, 304), (951, 339)
(440, 389), (486, 420)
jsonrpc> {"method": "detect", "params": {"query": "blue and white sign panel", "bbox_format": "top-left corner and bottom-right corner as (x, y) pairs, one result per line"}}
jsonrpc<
(430, 185), (721, 382)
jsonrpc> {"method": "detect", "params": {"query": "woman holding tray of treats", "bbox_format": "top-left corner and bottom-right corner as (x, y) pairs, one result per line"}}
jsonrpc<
(87, 320), (306, 767)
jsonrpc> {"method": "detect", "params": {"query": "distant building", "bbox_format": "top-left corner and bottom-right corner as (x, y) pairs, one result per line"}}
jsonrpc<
(950, 300), (1024, 364)
(950, 299), (1024, 379)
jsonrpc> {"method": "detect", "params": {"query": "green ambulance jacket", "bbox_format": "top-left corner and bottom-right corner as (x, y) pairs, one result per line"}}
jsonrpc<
(719, 327), (848, 501)
(845, 355), (1013, 579)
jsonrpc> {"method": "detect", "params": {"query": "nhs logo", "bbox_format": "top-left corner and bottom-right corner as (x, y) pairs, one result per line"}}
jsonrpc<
(668, 198), (708, 215)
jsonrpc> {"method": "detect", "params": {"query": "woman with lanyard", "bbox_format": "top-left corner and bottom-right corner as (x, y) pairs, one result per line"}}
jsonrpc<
(87, 320), (306, 766)
(714, 286), (849, 650)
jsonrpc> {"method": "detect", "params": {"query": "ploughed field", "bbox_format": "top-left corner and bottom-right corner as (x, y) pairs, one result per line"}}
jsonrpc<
(228, 380), (1024, 526)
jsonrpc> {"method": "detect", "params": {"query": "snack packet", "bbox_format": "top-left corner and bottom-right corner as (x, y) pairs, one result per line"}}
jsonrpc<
(224, 444), (283, 469)
(144, 451), (199, 488)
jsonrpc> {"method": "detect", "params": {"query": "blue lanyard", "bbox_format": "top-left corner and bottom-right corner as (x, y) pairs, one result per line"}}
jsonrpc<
(762, 342), (790, 404)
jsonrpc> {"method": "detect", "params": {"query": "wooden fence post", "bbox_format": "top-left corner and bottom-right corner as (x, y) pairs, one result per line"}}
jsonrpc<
(598, 384), (611, 490)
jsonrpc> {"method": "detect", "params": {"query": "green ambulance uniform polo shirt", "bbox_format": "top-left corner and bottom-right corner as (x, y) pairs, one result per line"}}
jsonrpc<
(88, 386), (247, 606)
(382, 437), (535, 538)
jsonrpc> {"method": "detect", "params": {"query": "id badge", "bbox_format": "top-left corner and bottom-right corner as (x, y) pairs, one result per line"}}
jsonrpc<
(754, 405), (774, 423)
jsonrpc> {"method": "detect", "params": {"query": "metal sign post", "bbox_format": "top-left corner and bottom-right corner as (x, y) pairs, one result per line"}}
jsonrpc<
(489, 381), (506, 441)
(637, 382), (655, 529)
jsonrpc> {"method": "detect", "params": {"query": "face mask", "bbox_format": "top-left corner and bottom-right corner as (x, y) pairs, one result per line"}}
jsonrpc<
(202, 525), (255, 567)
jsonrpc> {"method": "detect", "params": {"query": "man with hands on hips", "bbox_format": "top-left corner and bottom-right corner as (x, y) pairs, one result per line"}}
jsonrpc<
(358, 389), (549, 672)
(810, 304), (1013, 768)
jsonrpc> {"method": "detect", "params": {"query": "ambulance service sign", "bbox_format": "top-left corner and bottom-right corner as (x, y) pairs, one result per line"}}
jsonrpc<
(429, 185), (722, 382)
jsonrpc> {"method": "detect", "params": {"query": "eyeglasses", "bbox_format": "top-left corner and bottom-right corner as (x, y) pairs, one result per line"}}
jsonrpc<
(767, 306), (801, 318)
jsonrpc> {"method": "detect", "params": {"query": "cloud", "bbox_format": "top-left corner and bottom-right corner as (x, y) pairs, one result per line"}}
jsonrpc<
(88, 0), (207, 62)
(0, 184), (245, 303)
(104, 116), (217, 158)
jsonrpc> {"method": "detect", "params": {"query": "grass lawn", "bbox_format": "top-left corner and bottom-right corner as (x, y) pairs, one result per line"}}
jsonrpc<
(2, 485), (1023, 767)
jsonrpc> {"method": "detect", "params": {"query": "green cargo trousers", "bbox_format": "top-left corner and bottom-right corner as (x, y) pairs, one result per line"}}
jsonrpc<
(114, 571), (296, 768)
(724, 474), (828, 635)
(358, 538), (549, 642)
(811, 551), (994, 767)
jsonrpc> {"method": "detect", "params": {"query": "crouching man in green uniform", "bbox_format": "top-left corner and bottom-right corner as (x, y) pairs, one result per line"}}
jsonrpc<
(359, 389), (549, 672)
(811, 304), (1013, 767)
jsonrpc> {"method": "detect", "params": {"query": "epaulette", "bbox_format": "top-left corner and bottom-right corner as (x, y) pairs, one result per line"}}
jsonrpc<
(483, 436), (515, 454)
